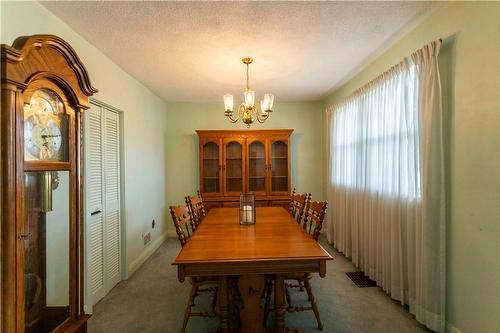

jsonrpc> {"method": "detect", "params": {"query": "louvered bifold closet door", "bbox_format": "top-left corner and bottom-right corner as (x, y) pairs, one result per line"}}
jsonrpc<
(103, 109), (121, 290)
(85, 104), (105, 306)
(85, 102), (121, 311)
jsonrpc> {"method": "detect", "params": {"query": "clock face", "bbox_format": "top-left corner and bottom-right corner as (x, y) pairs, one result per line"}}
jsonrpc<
(24, 89), (67, 161)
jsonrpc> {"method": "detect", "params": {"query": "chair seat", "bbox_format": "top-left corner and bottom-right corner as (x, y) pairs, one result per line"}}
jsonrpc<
(284, 272), (311, 280)
(190, 276), (219, 284)
(266, 272), (311, 280)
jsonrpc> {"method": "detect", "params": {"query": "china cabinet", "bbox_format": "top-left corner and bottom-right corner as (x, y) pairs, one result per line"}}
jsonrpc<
(197, 129), (292, 209)
(1, 35), (97, 333)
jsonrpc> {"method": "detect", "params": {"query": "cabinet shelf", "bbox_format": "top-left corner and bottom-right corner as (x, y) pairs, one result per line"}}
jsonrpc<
(271, 175), (288, 178)
(249, 176), (265, 179)
(203, 158), (219, 160)
(272, 156), (288, 159)
(249, 157), (265, 160)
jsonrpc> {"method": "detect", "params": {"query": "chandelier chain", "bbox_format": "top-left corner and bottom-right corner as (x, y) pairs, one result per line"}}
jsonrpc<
(246, 63), (249, 89)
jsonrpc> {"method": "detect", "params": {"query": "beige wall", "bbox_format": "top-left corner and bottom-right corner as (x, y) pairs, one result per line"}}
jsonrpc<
(2, 1), (499, 332)
(165, 101), (324, 232)
(1, 1), (169, 279)
(324, 3), (500, 333)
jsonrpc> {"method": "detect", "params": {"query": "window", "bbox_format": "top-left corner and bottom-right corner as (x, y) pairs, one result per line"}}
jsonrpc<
(330, 64), (421, 199)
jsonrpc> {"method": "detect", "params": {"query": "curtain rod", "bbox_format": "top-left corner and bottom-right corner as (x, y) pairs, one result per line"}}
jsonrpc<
(326, 38), (443, 113)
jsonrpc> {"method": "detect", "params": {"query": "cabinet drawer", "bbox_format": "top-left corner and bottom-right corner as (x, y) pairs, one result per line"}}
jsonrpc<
(271, 200), (290, 209)
(255, 200), (269, 207)
(222, 201), (240, 208)
(204, 202), (222, 213)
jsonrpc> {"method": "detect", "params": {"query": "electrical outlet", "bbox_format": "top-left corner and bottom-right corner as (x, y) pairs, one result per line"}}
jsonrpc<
(143, 232), (151, 246)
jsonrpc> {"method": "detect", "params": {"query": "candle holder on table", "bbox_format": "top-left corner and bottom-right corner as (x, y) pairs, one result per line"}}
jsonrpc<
(239, 193), (256, 225)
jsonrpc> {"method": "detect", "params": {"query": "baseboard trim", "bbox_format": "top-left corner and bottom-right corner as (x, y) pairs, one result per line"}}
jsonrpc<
(166, 228), (178, 238)
(127, 232), (168, 277)
(446, 321), (463, 333)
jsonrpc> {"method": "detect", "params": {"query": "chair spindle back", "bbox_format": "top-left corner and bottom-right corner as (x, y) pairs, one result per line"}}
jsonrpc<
(186, 193), (207, 226)
(170, 204), (197, 247)
(301, 200), (327, 241)
(289, 188), (311, 223)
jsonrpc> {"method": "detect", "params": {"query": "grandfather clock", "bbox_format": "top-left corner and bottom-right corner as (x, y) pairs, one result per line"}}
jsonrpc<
(1, 35), (97, 332)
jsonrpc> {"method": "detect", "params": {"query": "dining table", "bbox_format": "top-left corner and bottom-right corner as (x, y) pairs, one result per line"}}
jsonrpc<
(172, 206), (333, 333)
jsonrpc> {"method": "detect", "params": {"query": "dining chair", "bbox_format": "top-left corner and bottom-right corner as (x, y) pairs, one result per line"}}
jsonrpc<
(185, 192), (207, 227)
(299, 200), (327, 241)
(196, 190), (207, 211)
(264, 200), (328, 330)
(288, 188), (311, 223)
(169, 204), (218, 332)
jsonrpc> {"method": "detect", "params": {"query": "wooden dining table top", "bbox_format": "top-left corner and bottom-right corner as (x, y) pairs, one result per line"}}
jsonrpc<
(172, 207), (333, 265)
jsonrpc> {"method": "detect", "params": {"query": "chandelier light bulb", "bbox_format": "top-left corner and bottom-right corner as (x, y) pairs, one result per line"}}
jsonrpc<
(260, 100), (267, 114)
(264, 94), (274, 111)
(224, 94), (234, 112)
(244, 89), (255, 108)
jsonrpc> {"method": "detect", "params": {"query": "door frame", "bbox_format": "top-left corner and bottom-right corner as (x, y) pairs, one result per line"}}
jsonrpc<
(83, 98), (125, 314)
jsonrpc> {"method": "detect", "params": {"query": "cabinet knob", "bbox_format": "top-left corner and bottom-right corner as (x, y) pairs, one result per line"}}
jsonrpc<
(19, 233), (31, 240)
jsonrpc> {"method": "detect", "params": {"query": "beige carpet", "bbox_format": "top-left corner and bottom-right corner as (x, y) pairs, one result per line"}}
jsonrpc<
(88, 237), (431, 333)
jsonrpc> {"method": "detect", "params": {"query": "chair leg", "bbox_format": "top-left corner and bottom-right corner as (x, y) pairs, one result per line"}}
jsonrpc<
(211, 287), (218, 315)
(191, 285), (199, 306)
(285, 284), (292, 309)
(181, 284), (197, 333)
(262, 279), (273, 328)
(304, 279), (323, 330)
(229, 280), (240, 329)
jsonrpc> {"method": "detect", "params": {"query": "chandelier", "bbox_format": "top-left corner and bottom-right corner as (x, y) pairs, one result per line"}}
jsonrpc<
(224, 57), (274, 127)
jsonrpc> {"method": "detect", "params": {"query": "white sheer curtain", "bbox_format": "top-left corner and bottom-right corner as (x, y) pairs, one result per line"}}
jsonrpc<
(326, 40), (445, 332)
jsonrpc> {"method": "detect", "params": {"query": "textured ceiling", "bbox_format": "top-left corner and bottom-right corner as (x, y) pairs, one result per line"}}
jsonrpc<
(42, 1), (435, 102)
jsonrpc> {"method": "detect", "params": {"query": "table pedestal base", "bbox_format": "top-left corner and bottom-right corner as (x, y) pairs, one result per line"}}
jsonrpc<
(218, 274), (301, 333)
(238, 275), (265, 333)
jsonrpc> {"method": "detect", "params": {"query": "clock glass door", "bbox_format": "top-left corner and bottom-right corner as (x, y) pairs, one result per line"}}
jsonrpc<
(247, 140), (266, 194)
(23, 171), (70, 333)
(23, 89), (69, 162)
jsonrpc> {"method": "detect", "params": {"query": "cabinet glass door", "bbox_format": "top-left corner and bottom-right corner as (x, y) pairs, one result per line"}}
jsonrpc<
(247, 140), (266, 194)
(270, 140), (289, 193)
(224, 140), (243, 195)
(23, 171), (70, 333)
(202, 141), (220, 194)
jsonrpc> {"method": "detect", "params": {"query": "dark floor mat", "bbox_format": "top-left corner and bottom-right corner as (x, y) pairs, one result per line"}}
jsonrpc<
(345, 271), (377, 288)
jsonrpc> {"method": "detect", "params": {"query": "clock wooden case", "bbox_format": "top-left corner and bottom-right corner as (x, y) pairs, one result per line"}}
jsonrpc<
(1, 35), (97, 333)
